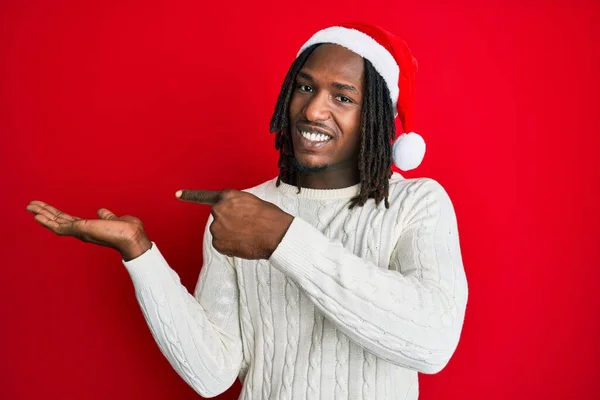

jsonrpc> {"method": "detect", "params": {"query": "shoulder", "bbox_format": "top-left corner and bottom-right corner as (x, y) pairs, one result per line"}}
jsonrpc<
(389, 172), (451, 197)
(387, 172), (455, 213)
(240, 176), (279, 200)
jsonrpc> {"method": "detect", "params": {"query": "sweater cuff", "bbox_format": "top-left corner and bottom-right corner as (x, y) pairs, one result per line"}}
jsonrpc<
(269, 217), (330, 282)
(121, 242), (168, 283)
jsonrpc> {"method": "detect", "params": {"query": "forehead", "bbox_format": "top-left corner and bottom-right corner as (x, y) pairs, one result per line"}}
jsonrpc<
(301, 44), (365, 88)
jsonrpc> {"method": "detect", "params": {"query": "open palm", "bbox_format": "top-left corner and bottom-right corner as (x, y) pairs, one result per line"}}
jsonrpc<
(26, 200), (147, 255)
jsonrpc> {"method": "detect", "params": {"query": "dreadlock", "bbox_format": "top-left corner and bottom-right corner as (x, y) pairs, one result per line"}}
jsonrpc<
(270, 44), (397, 209)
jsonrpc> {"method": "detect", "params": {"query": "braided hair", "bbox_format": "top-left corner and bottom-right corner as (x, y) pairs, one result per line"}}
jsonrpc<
(270, 44), (397, 209)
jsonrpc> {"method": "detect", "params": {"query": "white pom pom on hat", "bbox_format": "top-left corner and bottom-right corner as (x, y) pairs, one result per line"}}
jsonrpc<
(298, 23), (425, 171)
(392, 132), (426, 171)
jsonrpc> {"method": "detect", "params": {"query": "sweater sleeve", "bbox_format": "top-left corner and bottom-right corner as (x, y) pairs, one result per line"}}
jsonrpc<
(122, 215), (243, 398)
(268, 179), (468, 374)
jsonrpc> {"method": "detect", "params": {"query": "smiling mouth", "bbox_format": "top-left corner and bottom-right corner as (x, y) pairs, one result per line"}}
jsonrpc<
(295, 128), (333, 146)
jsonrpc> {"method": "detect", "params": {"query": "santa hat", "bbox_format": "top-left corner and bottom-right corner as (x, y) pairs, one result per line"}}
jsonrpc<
(297, 23), (425, 171)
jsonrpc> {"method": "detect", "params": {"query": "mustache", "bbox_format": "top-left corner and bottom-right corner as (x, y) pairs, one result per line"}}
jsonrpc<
(293, 120), (335, 136)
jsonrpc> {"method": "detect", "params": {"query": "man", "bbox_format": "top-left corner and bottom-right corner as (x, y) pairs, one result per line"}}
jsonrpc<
(26, 23), (468, 399)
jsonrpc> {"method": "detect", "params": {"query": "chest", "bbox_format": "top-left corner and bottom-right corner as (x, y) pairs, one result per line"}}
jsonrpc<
(234, 199), (398, 312)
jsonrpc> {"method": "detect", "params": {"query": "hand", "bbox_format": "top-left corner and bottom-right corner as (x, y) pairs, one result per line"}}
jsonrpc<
(25, 201), (152, 261)
(176, 189), (294, 260)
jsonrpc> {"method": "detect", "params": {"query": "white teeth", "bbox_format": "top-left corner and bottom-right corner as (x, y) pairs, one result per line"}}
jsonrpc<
(301, 131), (330, 142)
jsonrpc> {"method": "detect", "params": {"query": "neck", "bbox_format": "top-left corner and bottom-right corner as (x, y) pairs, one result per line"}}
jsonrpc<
(295, 166), (360, 189)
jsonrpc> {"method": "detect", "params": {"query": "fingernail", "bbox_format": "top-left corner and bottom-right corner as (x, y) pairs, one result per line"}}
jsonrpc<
(175, 190), (182, 198)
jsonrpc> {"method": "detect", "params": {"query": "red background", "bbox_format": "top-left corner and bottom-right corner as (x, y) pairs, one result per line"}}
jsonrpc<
(1, 0), (599, 399)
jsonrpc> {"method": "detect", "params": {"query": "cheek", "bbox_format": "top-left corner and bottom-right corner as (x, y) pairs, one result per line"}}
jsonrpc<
(288, 94), (302, 119)
(338, 110), (362, 147)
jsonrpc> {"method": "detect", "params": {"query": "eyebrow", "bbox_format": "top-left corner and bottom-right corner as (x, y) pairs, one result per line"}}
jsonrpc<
(297, 71), (359, 94)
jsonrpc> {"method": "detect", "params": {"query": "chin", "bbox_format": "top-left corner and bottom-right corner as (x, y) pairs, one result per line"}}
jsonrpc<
(293, 157), (329, 173)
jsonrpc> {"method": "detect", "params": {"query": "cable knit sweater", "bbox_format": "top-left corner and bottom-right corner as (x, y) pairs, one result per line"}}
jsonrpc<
(122, 173), (468, 399)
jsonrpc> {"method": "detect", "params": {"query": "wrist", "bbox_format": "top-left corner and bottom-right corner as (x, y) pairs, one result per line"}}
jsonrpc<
(120, 235), (152, 261)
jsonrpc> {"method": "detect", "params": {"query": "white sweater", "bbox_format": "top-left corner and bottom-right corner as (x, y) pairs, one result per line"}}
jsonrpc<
(122, 173), (468, 399)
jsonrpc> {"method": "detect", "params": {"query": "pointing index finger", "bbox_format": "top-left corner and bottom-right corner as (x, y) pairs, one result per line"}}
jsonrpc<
(176, 189), (222, 205)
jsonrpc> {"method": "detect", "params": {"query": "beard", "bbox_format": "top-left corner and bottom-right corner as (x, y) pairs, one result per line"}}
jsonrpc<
(292, 157), (328, 173)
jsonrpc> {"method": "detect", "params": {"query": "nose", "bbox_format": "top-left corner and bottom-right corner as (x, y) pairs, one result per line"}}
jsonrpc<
(303, 91), (331, 122)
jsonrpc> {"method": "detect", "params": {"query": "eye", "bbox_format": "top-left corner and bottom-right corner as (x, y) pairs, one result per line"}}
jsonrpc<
(336, 95), (353, 103)
(298, 84), (313, 93)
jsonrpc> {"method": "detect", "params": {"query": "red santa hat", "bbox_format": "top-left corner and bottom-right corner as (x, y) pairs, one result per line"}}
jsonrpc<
(297, 23), (425, 171)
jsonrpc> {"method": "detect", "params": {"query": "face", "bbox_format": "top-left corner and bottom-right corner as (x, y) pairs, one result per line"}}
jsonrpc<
(288, 44), (364, 173)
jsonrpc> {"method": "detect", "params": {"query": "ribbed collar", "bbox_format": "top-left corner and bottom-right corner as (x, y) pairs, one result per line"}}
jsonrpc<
(277, 180), (362, 200)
